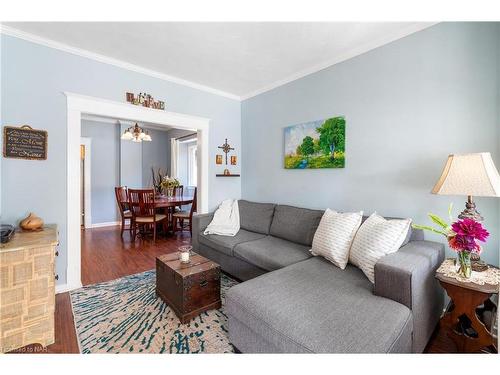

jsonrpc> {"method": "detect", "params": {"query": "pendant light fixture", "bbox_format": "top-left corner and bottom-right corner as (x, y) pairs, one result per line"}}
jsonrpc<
(121, 123), (152, 142)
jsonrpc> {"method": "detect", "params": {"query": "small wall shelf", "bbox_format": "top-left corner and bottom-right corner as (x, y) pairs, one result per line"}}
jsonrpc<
(216, 174), (240, 177)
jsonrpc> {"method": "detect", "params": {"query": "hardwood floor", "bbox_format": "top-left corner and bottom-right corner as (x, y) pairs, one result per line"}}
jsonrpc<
(12, 225), (457, 354)
(80, 225), (190, 285)
(11, 226), (189, 354)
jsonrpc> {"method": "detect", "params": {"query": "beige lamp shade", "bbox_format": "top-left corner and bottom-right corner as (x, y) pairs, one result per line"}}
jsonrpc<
(432, 152), (500, 197)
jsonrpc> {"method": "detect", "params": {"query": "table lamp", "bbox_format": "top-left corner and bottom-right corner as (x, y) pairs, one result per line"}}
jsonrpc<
(431, 152), (500, 221)
(432, 152), (500, 267)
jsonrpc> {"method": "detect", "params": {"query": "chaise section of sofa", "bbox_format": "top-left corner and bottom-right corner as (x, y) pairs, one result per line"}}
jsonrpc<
(226, 257), (414, 353)
(192, 200), (445, 353)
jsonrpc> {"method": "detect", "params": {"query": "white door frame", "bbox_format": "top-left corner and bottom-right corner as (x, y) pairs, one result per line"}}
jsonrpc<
(64, 92), (210, 292)
(80, 137), (92, 229)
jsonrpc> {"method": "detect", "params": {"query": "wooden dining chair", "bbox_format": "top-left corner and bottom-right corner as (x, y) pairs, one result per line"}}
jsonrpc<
(172, 185), (184, 212)
(128, 188), (168, 242)
(114, 186), (133, 238)
(173, 185), (184, 196)
(172, 186), (197, 236)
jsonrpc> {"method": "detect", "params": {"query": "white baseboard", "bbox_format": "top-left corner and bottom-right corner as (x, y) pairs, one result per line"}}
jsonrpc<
(56, 282), (83, 294)
(90, 221), (120, 228)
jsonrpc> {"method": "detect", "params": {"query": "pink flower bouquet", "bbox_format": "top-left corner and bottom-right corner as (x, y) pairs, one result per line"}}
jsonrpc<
(413, 205), (489, 278)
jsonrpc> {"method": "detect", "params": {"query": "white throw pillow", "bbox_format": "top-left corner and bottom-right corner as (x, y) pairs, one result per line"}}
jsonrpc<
(310, 209), (363, 269)
(349, 213), (411, 283)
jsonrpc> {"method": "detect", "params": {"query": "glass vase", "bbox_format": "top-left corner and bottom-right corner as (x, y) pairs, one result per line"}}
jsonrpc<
(179, 245), (192, 264)
(457, 251), (472, 278)
(165, 187), (174, 197)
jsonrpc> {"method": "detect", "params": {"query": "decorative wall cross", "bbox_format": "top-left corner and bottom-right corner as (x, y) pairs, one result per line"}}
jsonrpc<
(218, 138), (234, 165)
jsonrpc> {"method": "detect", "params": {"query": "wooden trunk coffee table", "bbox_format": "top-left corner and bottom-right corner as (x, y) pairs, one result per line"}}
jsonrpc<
(156, 252), (221, 324)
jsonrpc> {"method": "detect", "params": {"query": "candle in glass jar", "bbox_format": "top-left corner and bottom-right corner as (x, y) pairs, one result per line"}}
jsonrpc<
(180, 251), (190, 263)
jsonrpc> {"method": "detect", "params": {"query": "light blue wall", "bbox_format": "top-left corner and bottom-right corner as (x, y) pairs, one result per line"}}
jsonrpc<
(1, 35), (241, 286)
(81, 121), (171, 224)
(241, 22), (500, 266)
(120, 123), (143, 189)
(81, 120), (120, 224)
(141, 128), (169, 187)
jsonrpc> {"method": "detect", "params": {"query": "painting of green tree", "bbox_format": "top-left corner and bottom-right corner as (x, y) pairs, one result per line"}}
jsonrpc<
(284, 116), (345, 169)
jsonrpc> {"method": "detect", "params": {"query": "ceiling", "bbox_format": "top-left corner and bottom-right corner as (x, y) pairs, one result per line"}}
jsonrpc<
(3, 22), (435, 99)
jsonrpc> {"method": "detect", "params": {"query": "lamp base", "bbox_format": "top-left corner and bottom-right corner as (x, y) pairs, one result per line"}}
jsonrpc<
(457, 196), (487, 270)
(457, 195), (483, 222)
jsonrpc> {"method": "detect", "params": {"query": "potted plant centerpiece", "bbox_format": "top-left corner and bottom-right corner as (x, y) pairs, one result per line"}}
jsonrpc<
(160, 175), (180, 197)
(413, 205), (489, 278)
(151, 168), (166, 196)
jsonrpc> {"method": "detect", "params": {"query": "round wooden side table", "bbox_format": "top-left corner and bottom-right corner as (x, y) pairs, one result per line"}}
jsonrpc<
(435, 259), (499, 353)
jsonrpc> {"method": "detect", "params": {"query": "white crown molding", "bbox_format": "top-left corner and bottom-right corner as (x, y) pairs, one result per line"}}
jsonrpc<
(240, 22), (439, 100)
(0, 24), (241, 101)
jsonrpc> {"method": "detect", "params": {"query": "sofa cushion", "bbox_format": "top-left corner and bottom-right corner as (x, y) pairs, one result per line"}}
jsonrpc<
(311, 209), (363, 269)
(198, 229), (266, 257)
(226, 256), (413, 353)
(269, 205), (323, 246)
(349, 213), (411, 283)
(238, 200), (276, 234)
(362, 215), (420, 246)
(234, 236), (312, 272)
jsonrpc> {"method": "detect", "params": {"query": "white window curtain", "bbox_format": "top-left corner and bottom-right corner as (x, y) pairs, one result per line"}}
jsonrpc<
(170, 138), (179, 178)
(188, 144), (198, 186)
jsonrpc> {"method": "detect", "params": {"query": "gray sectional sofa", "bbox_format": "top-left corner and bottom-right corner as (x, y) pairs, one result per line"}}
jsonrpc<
(192, 200), (445, 353)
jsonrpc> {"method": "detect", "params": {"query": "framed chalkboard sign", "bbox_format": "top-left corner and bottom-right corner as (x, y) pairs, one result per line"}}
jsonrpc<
(3, 125), (48, 160)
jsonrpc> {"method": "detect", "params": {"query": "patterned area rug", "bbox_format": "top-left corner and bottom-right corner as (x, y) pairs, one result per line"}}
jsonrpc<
(70, 270), (239, 353)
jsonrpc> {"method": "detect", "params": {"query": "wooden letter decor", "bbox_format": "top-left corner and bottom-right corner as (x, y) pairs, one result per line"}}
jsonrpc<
(3, 125), (48, 160)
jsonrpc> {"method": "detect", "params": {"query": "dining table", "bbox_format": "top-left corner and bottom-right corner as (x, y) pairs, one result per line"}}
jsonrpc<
(154, 195), (194, 209)
(154, 195), (194, 234)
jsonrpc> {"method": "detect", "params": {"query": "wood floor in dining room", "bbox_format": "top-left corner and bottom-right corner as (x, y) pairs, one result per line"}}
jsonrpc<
(11, 226), (456, 354)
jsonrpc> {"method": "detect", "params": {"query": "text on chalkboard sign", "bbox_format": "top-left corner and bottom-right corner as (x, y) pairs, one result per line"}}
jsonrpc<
(3, 125), (48, 160)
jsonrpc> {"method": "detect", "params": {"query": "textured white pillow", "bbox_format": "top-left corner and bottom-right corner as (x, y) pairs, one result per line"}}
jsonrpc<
(349, 213), (411, 283)
(310, 209), (363, 269)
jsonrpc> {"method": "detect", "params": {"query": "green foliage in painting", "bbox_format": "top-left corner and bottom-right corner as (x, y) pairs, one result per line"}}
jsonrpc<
(313, 138), (321, 154)
(300, 136), (315, 159)
(284, 116), (346, 169)
(316, 117), (345, 158)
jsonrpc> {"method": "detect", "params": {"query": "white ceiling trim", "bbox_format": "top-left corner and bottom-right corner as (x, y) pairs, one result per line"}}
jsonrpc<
(0, 25), (241, 101)
(240, 22), (437, 100)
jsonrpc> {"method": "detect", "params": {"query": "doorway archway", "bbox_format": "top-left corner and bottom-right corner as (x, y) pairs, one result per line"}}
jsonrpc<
(64, 92), (210, 292)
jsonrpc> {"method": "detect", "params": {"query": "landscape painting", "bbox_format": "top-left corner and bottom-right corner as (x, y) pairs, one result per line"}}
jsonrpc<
(284, 116), (345, 169)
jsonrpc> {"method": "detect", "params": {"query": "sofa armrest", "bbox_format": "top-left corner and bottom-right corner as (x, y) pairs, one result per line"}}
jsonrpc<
(192, 212), (214, 250)
(374, 240), (445, 352)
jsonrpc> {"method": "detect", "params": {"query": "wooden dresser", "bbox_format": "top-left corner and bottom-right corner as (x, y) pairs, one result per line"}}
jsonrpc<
(0, 225), (58, 353)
